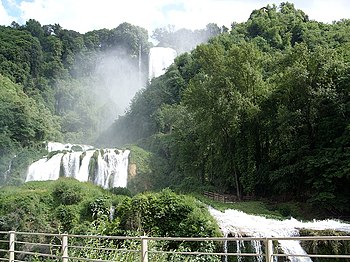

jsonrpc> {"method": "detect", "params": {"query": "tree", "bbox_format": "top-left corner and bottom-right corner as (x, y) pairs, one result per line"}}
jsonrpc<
(24, 19), (44, 40)
(0, 75), (60, 148)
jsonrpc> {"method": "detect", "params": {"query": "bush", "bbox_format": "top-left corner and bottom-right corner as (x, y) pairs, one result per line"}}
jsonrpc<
(52, 178), (83, 205)
(116, 189), (221, 237)
(110, 187), (132, 197)
(55, 205), (79, 232)
(300, 229), (350, 259)
(89, 197), (111, 219)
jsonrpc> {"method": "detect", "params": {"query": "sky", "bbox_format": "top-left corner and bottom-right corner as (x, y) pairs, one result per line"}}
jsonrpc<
(1, 0), (350, 35)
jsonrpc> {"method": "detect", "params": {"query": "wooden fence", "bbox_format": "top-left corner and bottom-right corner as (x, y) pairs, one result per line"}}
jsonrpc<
(204, 191), (254, 203)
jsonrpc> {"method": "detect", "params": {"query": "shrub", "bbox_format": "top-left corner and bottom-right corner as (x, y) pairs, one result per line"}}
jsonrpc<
(55, 205), (79, 232)
(117, 189), (221, 237)
(110, 187), (132, 197)
(52, 178), (83, 205)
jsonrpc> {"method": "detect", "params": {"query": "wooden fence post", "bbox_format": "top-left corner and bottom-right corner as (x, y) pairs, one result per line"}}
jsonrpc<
(9, 231), (15, 262)
(62, 234), (68, 262)
(265, 239), (273, 262)
(141, 236), (148, 262)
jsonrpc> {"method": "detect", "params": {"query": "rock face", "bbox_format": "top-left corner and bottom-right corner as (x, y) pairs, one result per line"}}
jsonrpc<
(128, 163), (137, 178)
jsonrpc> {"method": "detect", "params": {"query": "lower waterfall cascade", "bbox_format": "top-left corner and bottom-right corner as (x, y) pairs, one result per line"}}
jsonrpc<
(209, 207), (350, 262)
(26, 142), (130, 189)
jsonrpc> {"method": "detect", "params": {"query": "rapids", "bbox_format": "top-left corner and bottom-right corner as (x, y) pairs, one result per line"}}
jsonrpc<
(209, 207), (350, 262)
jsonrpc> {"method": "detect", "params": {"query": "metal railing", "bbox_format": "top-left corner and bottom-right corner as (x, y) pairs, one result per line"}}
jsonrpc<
(1, 231), (350, 261)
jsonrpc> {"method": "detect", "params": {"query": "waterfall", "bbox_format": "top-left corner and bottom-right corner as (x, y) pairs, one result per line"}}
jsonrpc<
(47, 142), (94, 152)
(209, 207), (350, 262)
(149, 47), (177, 79)
(3, 155), (15, 181)
(26, 142), (130, 189)
(138, 43), (142, 84)
(94, 149), (129, 188)
(26, 153), (64, 181)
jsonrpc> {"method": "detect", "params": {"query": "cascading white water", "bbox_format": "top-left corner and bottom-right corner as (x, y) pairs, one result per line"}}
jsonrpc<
(149, 47), (177, 79)
(4, 155), (15, 181)
(209, 207), (350, 262)
(94, 149), (130, 188)
(47, 141), (94, 152)
(26, 142), (130, 189)
(26, 153), (64, 181)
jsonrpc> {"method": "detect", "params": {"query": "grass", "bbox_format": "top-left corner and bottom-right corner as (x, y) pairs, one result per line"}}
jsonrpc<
(193, 192), (322, 220)
(192, 193), (285, 219)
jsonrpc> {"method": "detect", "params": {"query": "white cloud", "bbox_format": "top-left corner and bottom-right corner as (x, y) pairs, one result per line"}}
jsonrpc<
(302, 0), (350, 23)
(6, 0), (350, 34)
(18, 0), (174, 33)
(0, 1), (15, 25)
(15, 0), (278, 33)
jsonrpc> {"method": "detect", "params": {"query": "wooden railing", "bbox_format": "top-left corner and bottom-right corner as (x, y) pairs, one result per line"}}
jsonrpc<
(1, 231), (350, 261)
(204, 191), (238, 202)
(204, 191), (255, 202)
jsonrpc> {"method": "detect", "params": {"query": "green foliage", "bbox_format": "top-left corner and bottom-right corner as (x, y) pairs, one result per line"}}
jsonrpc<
(0, 184), (53, 232)
(105, 3), (350, 217)
(194, 193), (283, 218)
(109, 189), (222, 259)
(126, 145), (153, 193)
(110, 187), (133, 197)
(89, 197), (111, 219)
(0, 74), (60, 184)
(0, 20), (153, 185)
(0, 180), (221, 238)
(300, 229), (350, 261)
(55, 204), (79, 231)
(52, 179), (83, 205)
(117, 189), (221, 237)
(0, 75), (60, 148)
(0, 179), (106, 232)
(0, 181), (223, 260)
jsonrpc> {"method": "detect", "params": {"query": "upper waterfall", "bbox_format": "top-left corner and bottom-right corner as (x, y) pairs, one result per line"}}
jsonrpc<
(26, 142), (130, 189)
(149, 47), (177, 79)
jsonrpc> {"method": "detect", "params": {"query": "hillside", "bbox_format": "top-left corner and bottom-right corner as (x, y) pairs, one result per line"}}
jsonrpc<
(0, 178), (221, 261)
(1, 2), (350, 217)
(0, 20), (219, 185)
(101, 3), (350, 217)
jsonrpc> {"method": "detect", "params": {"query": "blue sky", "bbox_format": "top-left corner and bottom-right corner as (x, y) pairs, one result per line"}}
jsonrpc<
(1, 0), (350, 34)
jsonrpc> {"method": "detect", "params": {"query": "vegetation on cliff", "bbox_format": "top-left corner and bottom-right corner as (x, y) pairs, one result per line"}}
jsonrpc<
(104, 3), (350, 217)
(1, 2), (350, 218)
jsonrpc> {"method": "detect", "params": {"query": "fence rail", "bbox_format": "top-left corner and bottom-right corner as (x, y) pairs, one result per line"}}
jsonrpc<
(203, 191), (254, 202)
(0, 231), (350, 261)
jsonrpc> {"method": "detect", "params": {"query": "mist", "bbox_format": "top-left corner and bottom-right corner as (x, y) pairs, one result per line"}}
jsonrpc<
(55, 46), (148, 145)
(91, 48), (145, 130)
(55, 24), (222, 145)
(151, 23), (225, 54)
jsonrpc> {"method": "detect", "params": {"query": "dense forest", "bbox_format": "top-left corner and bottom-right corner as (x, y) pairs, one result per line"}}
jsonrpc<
(1, 2), (350, 217)
(0, 19), (220, 184)
(0, 20), (150, 183)
(101, 3), (350, 217)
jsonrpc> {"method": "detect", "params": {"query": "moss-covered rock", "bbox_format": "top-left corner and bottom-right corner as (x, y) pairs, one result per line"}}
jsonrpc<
(88, 150), (100, 182)
(125, 145), (153, 194)
(300, 229), (350, 260)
